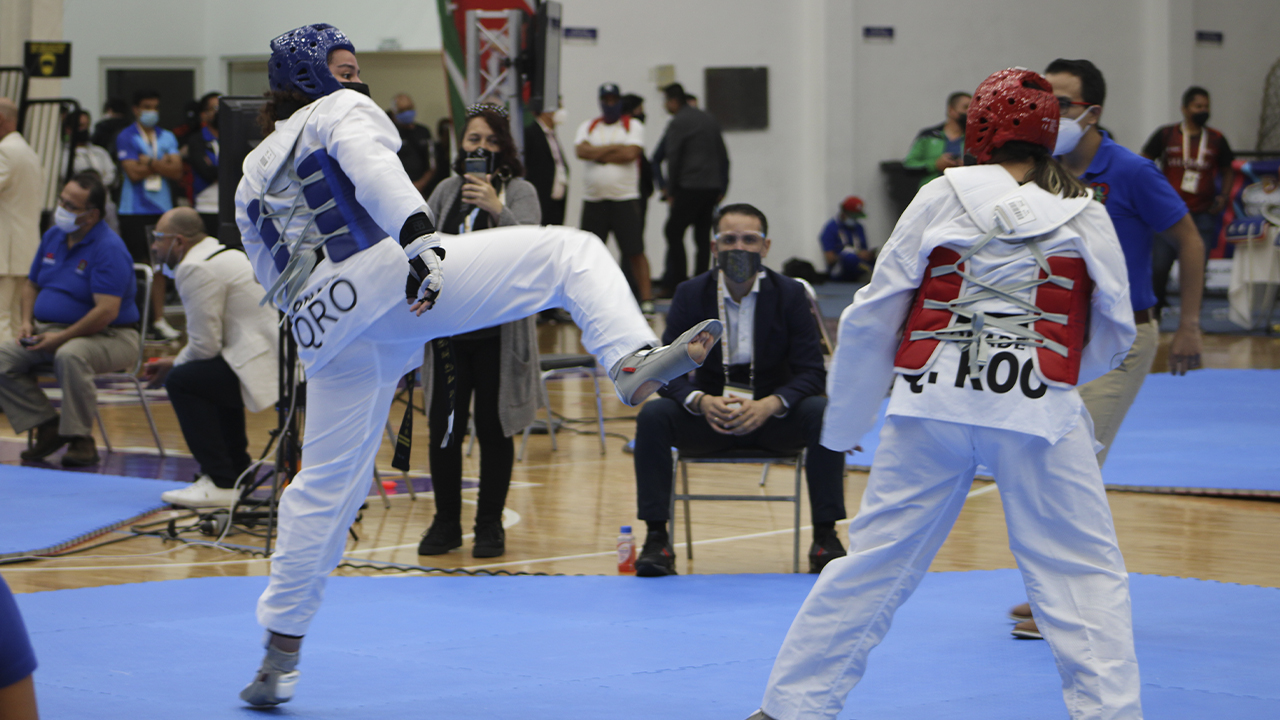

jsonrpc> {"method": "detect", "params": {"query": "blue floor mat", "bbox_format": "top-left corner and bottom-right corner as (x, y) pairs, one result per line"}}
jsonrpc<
(847, 369), (1280, 496)
(15, 570), (1278, 719)
(0, 465), (185, 558)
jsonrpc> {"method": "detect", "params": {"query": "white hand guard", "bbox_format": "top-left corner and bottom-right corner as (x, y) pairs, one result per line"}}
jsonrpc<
(407, 240), (444, 306)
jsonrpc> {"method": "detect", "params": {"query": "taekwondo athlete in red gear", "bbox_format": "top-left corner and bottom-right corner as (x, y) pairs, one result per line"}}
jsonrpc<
(744, 68), (1141, 720)
(235, 23), (722, 707)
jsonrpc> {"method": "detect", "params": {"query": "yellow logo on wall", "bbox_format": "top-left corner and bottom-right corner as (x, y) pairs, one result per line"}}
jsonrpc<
(24, 42), (71, 78)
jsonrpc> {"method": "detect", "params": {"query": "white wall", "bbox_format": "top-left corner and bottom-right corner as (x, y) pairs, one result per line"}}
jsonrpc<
(60, 0), (442, 116)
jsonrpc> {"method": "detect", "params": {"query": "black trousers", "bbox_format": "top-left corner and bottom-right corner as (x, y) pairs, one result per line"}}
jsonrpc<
(428, 333), (513, 527)
(662, 187), (720, 288)
(633, 395), (847, 524)
(164, 356), (251, 488)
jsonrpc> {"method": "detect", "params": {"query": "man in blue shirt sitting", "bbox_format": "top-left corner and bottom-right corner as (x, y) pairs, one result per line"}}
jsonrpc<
(819, 195), (875, 281)
(0, 172), (141, 466)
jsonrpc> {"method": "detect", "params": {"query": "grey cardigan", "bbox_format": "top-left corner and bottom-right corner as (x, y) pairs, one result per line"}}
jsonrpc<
(421, 175), (544, 437)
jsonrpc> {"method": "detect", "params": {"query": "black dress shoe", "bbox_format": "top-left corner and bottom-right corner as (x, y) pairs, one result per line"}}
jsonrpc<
(472, 521), (505, 558)
(808, 530), (847, 573)
(417, 518), (463, 555)
(20, 416), (66, 461)
(60, 436), (100, 467)
(635, 531), (677, 577)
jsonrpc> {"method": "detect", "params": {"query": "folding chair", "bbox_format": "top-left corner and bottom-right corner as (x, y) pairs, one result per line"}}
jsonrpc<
(518, 353), (607, 460)
(669, 447), (806, 573)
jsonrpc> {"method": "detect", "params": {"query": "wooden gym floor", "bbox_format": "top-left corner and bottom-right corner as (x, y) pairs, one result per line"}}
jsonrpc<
(3, 318), (1280, 596)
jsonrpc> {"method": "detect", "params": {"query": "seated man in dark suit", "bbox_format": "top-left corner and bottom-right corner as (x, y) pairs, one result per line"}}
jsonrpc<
(633, 203), (847, 576)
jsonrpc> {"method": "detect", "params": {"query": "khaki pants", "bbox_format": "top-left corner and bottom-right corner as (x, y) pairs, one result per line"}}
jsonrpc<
(0, 322), (140, 437)
(0, 276), (24, 342)
(1078, 317), (1159, 466)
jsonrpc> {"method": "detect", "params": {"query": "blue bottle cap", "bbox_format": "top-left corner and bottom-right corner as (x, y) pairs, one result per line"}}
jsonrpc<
(620, 525), (632, 533)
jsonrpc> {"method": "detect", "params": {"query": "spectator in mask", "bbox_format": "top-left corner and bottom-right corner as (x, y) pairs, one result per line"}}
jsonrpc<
(820, 195), (875, 281)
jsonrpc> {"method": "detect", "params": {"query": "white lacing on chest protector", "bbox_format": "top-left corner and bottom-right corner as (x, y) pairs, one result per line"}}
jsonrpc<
(254, 123), (353, 311)
(910, 224), (1077, 379)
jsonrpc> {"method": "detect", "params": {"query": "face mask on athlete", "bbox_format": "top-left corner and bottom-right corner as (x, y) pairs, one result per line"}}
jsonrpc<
(139, 110), (159, 128)
(552, 107), (568, 126)
(1190, 111), (1210, 127)
(1053, 108), (1093, 156)
(341, 82), (371, 97)
(53, 205), (82, 233)
(717, 249), (762, 284)
(395, 109), (416, 125)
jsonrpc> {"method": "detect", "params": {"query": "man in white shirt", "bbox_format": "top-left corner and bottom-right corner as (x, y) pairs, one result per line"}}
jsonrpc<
(0, 98), (45, 340)
(142, 207), (279, 507)
(575, 82), (655, 311)
(631, 203), (847, 576)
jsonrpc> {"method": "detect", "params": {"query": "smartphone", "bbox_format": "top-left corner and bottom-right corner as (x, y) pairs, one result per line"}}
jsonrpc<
(19, 336), (37, 347)
(464, 156), (489, 179)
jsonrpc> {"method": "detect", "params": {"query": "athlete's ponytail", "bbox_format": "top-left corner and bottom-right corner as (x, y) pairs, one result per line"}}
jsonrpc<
(990, 141), (1091, 199)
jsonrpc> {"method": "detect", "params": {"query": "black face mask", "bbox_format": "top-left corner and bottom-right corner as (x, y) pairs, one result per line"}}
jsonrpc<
(341, 82), (371, 97)
(209, 112), (219, 131)
(717, 249), (762, 284)
(1190, 111), (1210, 127)
(956, 113), (967, 130)
(600, 101), (622, 123)
(631, 112), (646, 124)
(72, 128), (90, 145)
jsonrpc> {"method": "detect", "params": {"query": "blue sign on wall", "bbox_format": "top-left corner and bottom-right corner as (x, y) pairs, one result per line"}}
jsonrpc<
(863, 26), (894, 41)
(564, 27), (598, 42)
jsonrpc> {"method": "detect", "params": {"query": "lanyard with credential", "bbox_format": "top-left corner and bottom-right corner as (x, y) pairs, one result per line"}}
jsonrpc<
(1181, 123), (1209, 171)
(715, 270), (755, 391)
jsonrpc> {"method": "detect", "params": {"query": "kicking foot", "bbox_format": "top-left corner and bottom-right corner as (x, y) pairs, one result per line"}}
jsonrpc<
(610, 319), (722, 406)
(745, 710), (778, 720)
(240, 643), (301, 706)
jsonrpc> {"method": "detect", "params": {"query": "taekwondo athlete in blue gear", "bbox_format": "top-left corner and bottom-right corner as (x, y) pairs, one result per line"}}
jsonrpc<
(236, 24), (723, 707)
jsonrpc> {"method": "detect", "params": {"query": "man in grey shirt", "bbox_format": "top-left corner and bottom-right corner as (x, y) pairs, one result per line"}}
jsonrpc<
(656, 83), (729, 293)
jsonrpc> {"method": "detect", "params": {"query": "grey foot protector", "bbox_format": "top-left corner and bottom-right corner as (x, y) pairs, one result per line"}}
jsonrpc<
(610, 318), (723, 406)
(239, 643), (301, 706)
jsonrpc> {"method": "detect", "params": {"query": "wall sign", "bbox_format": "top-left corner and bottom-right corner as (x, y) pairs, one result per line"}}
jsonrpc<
(863, 26), (894, 42)
(24, 41), (71, 78)
(1195, 31), (1224, 45)
(563, 27), (598, 44)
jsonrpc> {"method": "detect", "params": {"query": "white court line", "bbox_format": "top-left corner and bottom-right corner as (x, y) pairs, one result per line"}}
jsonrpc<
(6, 482), (996, 573)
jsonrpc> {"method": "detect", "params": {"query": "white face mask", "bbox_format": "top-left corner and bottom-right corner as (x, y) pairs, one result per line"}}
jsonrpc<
(53, 206), (82, 233)
(1053, 108), (1093, 156)
(552, 107), (568, 126)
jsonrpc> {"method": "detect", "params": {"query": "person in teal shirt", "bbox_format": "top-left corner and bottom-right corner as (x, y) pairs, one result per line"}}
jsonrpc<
(903, 91), (971, 186)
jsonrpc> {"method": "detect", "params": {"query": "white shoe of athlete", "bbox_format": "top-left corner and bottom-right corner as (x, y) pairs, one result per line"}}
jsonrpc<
(609, 319), (722, 406)
(240, 643), (301, 706)
(161, 475), (240, 508)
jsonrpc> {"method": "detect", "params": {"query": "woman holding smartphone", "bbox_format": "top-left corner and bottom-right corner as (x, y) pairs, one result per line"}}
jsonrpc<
(417, 103), (543, 559)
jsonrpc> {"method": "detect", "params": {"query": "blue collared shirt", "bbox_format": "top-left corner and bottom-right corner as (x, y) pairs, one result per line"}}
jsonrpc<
(1076, 131), (1188, 312)
(28, 221), (140, 325)
(116, 123), (179, 215)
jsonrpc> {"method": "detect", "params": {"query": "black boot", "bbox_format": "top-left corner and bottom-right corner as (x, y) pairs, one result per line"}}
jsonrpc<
(417, 517), (463, 555)
(635, 529), (677, 577)
(808, 523), (846, 574)
(472, 520), (506, 558)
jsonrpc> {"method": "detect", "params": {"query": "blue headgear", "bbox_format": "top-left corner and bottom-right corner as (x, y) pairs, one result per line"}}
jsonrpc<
(268, 24), (356, 100)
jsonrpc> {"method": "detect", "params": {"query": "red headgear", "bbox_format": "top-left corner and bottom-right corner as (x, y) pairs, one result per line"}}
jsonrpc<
(841, 196), (864, 215)
(965, 68), (1059, 164)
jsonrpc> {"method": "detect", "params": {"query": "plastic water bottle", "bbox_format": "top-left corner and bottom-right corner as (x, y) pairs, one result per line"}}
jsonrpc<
(617, 525), (636, 574)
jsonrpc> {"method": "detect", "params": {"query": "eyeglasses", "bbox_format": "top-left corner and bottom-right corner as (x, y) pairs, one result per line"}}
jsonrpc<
(56, 197), (87, 213)
(1057, 97), (1092, 113)
(714, 232), (766, 246)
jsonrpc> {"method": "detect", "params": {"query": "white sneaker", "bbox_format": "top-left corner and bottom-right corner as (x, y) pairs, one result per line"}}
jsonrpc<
(240, 643), (300, 706)
(161, 475), (240, 508)
(151, 317), (182, 340)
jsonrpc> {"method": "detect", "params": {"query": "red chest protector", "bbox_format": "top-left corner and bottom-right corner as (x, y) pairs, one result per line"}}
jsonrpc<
(893, 246), (1093, 387)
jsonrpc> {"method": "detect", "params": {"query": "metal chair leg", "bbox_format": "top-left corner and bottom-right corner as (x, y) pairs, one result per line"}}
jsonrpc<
(682, 460), (693, 561)
(131, 377), (165, 457)
(371, 465), (391, 509)
(93, 406), (113, 454)
(668, 449), (678, 556)
(759, 462), (770, 486)
(792, 453), (804, 573)
(591, 369), (606, 454)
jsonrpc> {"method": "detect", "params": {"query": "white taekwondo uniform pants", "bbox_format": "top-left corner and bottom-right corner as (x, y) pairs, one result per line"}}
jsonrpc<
(761, 413), (1141, 720)
(257, 225), (658, 636)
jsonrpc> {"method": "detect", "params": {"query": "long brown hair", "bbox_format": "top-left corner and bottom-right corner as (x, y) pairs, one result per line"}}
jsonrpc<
(990, 141), (1091, 199)
(457, 109), (525, 179)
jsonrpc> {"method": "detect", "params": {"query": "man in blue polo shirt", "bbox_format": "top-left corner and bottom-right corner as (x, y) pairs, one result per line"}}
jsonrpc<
(0, 172), (140, 467)
(1001, 59), (1205, 642)
(116, 88), (183, 340)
